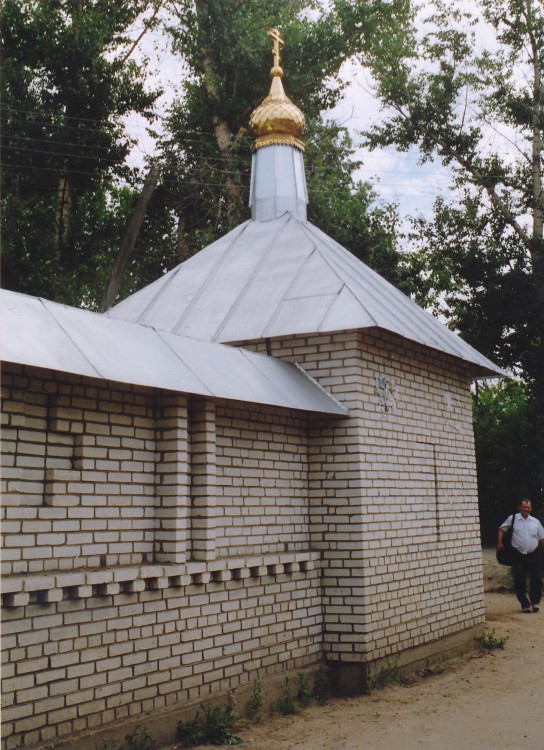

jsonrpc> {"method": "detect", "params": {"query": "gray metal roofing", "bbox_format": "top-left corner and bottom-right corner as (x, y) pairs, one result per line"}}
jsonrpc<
(0, 289), (347, 415)
(108, 213), (503, 377)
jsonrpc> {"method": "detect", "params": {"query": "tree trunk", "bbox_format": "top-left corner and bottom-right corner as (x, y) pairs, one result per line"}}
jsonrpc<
(194, 0), (243, 219)
(176, 212), (190, 261)
(99, 163), (160, 312)
(54, 169), (72, 261)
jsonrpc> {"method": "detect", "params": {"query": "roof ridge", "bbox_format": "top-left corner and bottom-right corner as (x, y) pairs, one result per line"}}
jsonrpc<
(297, 220), (380, 327)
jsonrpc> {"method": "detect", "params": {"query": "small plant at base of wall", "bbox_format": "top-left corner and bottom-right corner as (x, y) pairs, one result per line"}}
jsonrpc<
(275, 677), (299, 716)
(98, 726), (158, 750)
(368, 659), (400, 691)
(176, 704), (242, 747)
(247, 678), (263, 723)
(480, 629), (508, 650)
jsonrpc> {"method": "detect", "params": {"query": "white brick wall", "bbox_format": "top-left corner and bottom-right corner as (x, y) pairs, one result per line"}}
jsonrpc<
(1, 364), (325, 749)
(2, 368), (157, 574)
(1, 322), (486, 749)
(215, 403), (309, 556)
(1, 561), (322, 749)
(244, 330), (485, 664)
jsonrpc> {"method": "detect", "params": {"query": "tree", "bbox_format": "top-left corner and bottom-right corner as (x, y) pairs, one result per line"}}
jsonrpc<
(2, 0), (405, 311)
(149, 0), (403, 281)
(473, 380), (539, 542)
(1, 0), (161, 306)
(345, 0), (544, 500)
(157, 0), (354, 257)
(407, 192), (535, 373)
(305, 120), (405, 289)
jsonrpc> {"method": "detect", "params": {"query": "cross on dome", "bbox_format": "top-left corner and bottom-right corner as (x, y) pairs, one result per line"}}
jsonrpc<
(249, 29), (305, 152)
(268, 27), (284, 68)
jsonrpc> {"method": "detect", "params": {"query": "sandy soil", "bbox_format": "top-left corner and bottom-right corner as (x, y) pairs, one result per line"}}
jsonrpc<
(233, 550), (544, 750)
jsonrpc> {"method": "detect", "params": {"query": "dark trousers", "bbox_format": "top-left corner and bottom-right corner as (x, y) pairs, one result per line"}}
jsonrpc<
(512, 549), (542, 608)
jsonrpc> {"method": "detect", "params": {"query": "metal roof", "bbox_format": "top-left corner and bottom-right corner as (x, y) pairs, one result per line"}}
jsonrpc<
(108, 212), (504, 377)
(0, 289), (347, 416)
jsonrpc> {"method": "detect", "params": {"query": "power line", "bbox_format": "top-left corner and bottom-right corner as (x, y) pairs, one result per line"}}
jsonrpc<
(0, 161), (466, 205)
(3, 135), (518, 184)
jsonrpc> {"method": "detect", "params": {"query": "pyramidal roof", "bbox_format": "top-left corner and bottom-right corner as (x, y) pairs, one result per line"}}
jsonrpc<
(107, 214), (501, 375)
(107, 31), (502, 379)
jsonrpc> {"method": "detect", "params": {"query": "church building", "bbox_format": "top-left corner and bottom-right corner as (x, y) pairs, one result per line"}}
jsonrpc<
(1, 31), (502, 750)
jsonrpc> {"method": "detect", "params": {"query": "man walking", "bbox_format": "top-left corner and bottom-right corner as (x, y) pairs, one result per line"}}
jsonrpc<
(497, 499), (544, 613)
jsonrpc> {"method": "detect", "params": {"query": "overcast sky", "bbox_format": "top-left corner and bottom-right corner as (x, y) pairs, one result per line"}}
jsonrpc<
(125, 49), (452, 226)
(124, 8), (492, 226)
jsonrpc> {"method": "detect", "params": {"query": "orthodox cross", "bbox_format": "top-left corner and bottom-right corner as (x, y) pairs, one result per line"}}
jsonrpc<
(268, 28), (284, 67)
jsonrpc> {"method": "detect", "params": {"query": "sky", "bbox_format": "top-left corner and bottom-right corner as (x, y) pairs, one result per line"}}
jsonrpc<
(126, 62), (453, 223)
(123, 3), (525, 230)
(329, 58), (454, 219)
(124, 16), (454, 226)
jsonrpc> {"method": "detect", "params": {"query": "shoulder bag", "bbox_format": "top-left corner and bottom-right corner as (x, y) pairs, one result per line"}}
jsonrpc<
(496, 511), (516, 566)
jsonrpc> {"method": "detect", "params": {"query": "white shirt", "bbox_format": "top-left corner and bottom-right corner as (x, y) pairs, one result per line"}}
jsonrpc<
(501, 513), (544, 555)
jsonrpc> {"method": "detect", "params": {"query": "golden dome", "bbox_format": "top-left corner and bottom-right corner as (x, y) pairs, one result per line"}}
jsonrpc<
(249, 29), (305, 152)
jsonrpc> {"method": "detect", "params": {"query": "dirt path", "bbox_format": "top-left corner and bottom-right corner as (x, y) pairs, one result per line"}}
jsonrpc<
(237, 551), (543, 750)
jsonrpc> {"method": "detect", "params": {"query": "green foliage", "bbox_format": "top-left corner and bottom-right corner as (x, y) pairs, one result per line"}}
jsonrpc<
(473, 380), (540, 543)
(406, 192), (536, 376)
(276, 677), (299, 716)
(368, 659), (399, 690)
(176, 704), (242, 747)
(156, 0), (402, 274)
(2, 0), (403, 310)
(480, 629), (508, 651)
(348, 0), (544, 501)
(1, 0), (160, 306)
(247, 678), (263, 724)
(98, 725), (158, 750)
(312, 669), (332, 706)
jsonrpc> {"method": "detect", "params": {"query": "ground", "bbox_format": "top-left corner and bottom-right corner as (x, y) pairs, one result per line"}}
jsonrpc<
(187, 550), (543, 750)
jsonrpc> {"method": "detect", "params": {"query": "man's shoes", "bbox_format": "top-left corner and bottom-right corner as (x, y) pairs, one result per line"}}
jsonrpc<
(532, 605), (540, 613)
(521, 607), (531, 613)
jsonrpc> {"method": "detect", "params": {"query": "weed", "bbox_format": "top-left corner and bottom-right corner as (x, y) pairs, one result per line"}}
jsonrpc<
(276, 677), (299, 716)
(176, 704), (242, 747)
(227, 690), (239, 721)
(247, 678), (263, 723)
(369, 659), (399, 690)
(480, 629), (508, 650)
(97, 726), (158, 750)
(312, 669), (332, 705)
(297, 673), (312, 708)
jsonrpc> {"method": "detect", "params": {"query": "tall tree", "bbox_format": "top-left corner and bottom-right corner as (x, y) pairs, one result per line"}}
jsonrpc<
(345, 0), (544, 500)
(473, 380), (539, 541)
(1, 0), (161, 306)
(140, 1), (404, 286)
(2, 0), (404, 308)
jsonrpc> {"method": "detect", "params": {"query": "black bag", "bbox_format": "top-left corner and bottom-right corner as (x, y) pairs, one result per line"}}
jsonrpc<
(496, 511), (516, 566)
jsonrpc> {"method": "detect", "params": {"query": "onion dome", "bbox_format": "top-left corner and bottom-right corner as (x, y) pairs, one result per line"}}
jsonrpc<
(249, 29), (305, 151)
